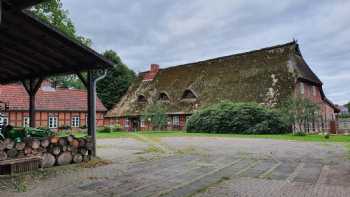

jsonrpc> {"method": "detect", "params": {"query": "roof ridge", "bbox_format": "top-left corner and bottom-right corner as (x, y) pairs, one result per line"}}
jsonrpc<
(156, 41), (297, 73)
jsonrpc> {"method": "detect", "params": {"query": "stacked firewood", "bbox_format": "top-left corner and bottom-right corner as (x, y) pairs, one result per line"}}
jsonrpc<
(0, 135), (92, 167)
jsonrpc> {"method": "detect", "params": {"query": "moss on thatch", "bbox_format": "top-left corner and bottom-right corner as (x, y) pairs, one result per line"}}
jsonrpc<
(106, 41), (322, 117)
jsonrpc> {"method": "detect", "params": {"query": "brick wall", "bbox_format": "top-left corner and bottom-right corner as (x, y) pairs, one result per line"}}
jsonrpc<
(3, 111), (105, 129)
(295, 81), (336, 132)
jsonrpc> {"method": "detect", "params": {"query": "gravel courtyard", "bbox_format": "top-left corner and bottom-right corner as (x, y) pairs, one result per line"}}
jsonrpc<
(2, 136), (350, 197)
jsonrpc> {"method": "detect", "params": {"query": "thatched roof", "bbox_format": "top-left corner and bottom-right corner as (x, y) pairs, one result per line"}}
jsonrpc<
(106, 41), (325, 117)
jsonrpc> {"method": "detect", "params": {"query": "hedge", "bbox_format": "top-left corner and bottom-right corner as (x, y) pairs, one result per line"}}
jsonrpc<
(186, 102), (288, 134)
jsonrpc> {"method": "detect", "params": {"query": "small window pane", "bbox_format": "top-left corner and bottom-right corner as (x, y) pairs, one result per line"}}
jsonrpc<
(71, 116), (80, 128)
(48, 117), (58, 129)
(23, 117), (30, 127)
(300, 83), (305, 95)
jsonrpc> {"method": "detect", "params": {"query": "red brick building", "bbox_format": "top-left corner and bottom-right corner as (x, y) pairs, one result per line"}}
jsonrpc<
(0, 81), (107, 130)
(105, 42), (339, 132)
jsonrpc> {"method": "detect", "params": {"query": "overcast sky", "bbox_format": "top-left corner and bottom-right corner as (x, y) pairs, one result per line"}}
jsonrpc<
(62, 0), (350, 105)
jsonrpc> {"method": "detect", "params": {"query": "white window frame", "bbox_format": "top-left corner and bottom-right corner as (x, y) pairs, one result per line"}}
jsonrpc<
(23, 117), (30, 127)
(1, 117), (8, 126)
(71, 116), (80, 128)
(300, 83), (305, 95)
(48, 116), (58, 129)
(140, 117), (145, 127)
(312, 86), (317, 96)
(172, 116), (180, 126)
(125, 118), (129, 128)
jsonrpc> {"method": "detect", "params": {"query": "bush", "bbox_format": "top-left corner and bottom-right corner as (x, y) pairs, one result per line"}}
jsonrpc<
(293, 131), (306, 136)
(186, 102), (288, 134)
(112, 124), (123, 132)
(98, 126), (112, 133)
(59, 125), (71, 130)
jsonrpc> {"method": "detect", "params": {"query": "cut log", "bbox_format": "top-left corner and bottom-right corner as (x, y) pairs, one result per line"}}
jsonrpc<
(51, 145), (61, 156)
(79, 148), (88, 156)
(4, 139), (15, 150)
(72, 153), (83, 163)
(0, 141), (6, 151)
(40, 138), (50, 148)
(59, 138), (67, 146)
(31, 139), (41, 149)
(70, 139), (79, 148)
(41, 153), (56, 168)
(15, 142), (26, 151)
(78, 139), (86, 147)
(85, 142), (94, 151)
(17, 151), (26, 158)
(61, 145), (68, 152)
(50, 136), (60, 144)
(56, 152), (72, 166)
(7, 149), (18, 158)
(69, 146), (78, 154)
(31, 149), (40, 156)
(67, 135), (75, 143)
(0, 151), (7, 161)
(82, 155), (91, 162)
(24, 146), (32, 155)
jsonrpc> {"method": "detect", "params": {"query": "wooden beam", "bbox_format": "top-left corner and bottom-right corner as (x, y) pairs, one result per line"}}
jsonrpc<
(0, 0), (2, 25)
(0, 31), (68, 68)
(22, 78), (43, 128)
(77, 72), (88, 88)
(87, 70), (96, 157)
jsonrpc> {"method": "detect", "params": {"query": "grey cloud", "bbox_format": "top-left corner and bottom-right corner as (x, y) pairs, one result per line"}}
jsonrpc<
(62, 0), (350, 104)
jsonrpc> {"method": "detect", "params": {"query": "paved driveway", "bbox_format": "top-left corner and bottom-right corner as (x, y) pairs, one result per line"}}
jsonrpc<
(2, 136), (350, 197)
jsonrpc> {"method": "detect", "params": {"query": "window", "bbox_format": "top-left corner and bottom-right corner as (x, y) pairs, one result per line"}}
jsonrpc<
(48, 116), (58, 129)
(172, 116), (180, 126)
(23, 117), (30, 127)
(300, 83), (305, 95)
(125, 118), (129, 128)
(137, 95), (147, 103)
(159, 92), (170, 101)
(0, 117), (8, 127)
(312, 86), (317, 96)
(71, 116), (80, 128)
(140, 117), (145, 127)
(182, 89), (197, 99)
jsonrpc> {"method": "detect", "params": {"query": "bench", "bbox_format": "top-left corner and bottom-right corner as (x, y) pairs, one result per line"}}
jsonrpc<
(0, 156), (42, 175)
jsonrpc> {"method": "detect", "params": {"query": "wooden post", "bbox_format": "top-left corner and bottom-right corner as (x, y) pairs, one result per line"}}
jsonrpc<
(0, 0), (2, 25)
(87, 70), (97, 157)
(22, 78), (43, 128)
(78, 70), (106, 157)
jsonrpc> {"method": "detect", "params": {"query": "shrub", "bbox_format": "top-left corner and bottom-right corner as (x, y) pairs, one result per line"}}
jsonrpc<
(59, 125), (71, 130)
(98, 126), (112, 133)
(293, 131), (306, 136)
(186, 102), (288, 134)
(112, 124), (123, 132)
(324, 132), (330, 139)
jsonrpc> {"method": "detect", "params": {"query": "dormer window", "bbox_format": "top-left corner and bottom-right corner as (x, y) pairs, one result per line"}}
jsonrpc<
(137, 95), (147, 103)
(159, 92), (170, 101)
(181, 89), (197, 100)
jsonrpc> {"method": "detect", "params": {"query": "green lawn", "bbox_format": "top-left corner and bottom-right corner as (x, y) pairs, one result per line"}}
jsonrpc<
(72, 131), (350, 143)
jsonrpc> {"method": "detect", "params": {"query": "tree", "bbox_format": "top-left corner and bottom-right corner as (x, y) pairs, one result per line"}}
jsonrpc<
(31, 0), (91, 46)
(346, 102), (350, 112)
(96, 50), (136, 110)
(143, 103), (168, 131)
(279, 97), (320, 133)
(31, 0), (91, 88)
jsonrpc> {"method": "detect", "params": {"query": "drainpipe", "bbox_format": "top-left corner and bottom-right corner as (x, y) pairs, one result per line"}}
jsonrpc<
(87, 70), (107, 157)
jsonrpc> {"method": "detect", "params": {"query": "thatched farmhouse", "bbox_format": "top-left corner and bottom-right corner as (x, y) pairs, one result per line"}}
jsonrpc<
(105, 41), (338, 131)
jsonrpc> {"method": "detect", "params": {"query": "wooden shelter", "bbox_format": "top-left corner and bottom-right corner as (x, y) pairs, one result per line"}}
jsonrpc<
(0, 0), (113, 156)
